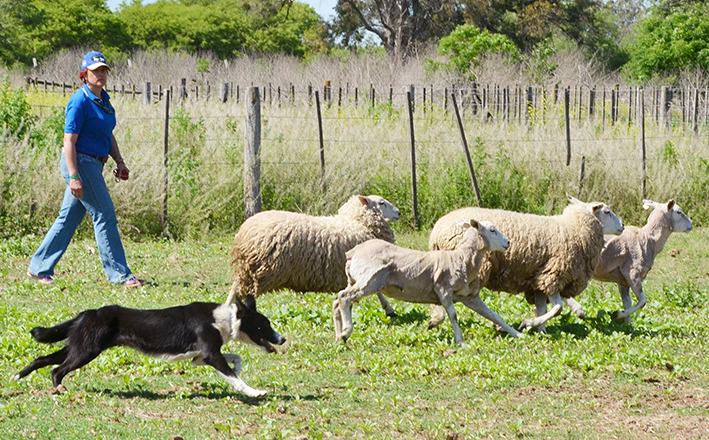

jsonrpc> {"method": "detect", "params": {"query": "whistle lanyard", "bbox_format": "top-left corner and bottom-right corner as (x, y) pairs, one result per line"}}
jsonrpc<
(82, 86), (114, 115)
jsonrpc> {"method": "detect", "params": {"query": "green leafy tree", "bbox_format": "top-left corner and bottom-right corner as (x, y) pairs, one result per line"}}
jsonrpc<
(622, 1), (709, 82)
(117, 0), (325, 58)
(26, 0), (130, 59)
(437, 24), (520, 78)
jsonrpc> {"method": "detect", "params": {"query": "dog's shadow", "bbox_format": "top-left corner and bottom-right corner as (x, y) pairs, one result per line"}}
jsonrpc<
(88, 384), (323, 406)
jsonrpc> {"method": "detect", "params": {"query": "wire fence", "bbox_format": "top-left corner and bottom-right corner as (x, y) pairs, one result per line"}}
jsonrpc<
(11, 79), (709, 236)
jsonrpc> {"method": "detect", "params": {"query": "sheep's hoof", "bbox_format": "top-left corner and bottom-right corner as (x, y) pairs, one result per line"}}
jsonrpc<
(386, 311), (398, 319)
(610, 310), (624, 321)
(51, 384), (67, 395)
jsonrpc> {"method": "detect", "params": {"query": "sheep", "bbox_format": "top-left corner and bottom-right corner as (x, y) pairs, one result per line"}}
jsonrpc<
(593, 199), (693, 322)
(225, 195), (401, 310)
(332, 219), (514, 346)
(427, 194), (624, 333)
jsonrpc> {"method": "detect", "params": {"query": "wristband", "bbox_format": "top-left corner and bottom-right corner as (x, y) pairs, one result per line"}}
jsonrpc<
(116, 158), (124, 164)
(69, 174), (80, 179)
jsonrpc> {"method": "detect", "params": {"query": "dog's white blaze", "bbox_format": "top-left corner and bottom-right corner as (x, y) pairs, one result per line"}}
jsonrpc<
(212, 304), (241, 343)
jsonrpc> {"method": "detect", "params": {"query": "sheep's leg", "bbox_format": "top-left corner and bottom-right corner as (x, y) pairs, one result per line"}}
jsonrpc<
(427, 305), (446, 329)
(533, 292), (548, 334)
(332, 299), (344, 340)
(611, 284), (645, 323)
(225, 280), (241, 305)
(519, 292), (563, 331)
(436, 291), (466, 346)
(562, 297), (586, 320)
(337, 285), (374, 342)
(377, 293), (397, 318)
(461, 294), (523, 338)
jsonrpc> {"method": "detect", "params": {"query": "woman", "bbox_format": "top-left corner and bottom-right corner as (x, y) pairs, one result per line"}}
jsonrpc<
(27, 51), (144, 287)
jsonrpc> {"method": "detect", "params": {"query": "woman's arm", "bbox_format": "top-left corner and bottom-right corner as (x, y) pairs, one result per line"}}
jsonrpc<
(109, 134), (130, 180)
(63, 132), (83, 199)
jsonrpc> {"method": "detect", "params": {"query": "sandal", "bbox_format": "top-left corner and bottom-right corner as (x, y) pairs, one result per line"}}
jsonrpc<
(123, 277), (145, 287)
(27, 271), (54, 284)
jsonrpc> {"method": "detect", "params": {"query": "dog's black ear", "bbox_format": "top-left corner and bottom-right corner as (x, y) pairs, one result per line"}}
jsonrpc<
(244, 293), (257, 311)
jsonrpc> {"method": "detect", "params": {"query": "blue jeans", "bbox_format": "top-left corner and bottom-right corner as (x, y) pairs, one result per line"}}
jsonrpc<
(28, 152), (133, 283)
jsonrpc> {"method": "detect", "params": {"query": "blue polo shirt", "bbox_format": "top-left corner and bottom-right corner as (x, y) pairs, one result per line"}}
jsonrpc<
(64, 84), (116, 157)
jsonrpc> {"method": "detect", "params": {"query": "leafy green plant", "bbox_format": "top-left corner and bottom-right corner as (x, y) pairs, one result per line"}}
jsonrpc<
(622, 2), (709, 83)
(435, 24), (520, 80)
(0, 77), (37, 142)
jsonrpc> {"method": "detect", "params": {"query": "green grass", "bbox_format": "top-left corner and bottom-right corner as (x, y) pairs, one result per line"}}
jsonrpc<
(1, 228), (709, 439)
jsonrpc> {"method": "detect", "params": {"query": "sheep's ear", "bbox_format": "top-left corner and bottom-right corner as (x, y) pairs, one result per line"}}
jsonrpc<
(667, 199), (675, 210)
(357, 195), (369, 206)
(469, 219), (480, 229)
(567, 193), (582, 205)
(591, 203), (604, 213)
(642, 200), (656, 210)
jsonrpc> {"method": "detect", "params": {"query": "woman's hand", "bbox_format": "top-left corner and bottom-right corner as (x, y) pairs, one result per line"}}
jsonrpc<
(70, 177), (83, 199)
(114, 161), (130, 181)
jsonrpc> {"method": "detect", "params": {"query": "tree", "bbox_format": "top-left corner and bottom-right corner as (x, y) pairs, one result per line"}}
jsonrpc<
(117, 0), (325, 58)
(437, 24), (520, 78)
(622, 1), (709, 82)
(333, 0), (464, 61)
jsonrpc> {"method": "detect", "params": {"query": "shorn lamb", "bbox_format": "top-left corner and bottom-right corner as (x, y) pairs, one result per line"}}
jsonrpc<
(333, 219), (512, 345)
(428, 194), (624, 333)
(225, 195), (401, 312)
(594, 199), (692, 322)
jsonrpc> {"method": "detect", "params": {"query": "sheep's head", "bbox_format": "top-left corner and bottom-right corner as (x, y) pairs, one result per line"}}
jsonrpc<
(566, 193), (624, 235)
(643, 199), (693, 233)
(358, 195), (401, 222)
(475, 220), (509, 252)
(453, 219), (509, 252)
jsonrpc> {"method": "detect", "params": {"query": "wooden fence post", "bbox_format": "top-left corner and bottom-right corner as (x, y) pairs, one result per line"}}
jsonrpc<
(451, 93), (483, 207)
(144, 82), (151, 104)
(180, 78), (187, 101)
(589, 87), (596, 120)
(315, 91), (326, 193)
(220, 83), (229, 103)
(641, 88), (647, 198)
(244, 87), (262, 219)
(660, 86), (669, 128)
(162, 90), (170, 235)
(578, 156), (586, 198)
(565, 88), (571, 166)
(406, 91), (419, 230)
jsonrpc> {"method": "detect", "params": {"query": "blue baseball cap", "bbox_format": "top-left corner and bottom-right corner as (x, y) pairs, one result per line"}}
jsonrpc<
(81, 51), (110, 72)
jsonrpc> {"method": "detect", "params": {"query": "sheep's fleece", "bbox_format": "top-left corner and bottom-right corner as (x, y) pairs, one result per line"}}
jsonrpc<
(428, 197), (623, 330)
(226, 195), (400, 304)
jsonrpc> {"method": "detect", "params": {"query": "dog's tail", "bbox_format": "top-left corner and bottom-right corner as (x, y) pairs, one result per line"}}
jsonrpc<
(30, 315), (82, 343)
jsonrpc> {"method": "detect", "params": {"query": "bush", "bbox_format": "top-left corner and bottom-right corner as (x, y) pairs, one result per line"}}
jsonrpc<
(622, 3), (709, 83)
(435, 25), (521, 80)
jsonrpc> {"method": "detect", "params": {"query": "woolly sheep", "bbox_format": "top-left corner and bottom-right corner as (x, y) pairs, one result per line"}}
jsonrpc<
(225, 195), (401, 308)
(427, 194), (624, 333)
(333, 219), (513, 345)
(594, 199), (692, 322)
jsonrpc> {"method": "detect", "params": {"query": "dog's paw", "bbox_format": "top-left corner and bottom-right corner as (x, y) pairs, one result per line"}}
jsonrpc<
(245, 388), (268, 398)
(9, 373), (19, 383)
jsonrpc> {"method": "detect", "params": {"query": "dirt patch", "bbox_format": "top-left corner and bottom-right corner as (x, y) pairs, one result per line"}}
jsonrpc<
(510, 380), (709, 438)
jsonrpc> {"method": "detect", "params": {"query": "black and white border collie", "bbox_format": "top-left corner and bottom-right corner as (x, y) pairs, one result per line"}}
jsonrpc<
(10, 294), (285, 398)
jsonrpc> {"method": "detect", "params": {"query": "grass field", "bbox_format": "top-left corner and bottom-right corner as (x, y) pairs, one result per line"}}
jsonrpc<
(1, 226), (708, 439)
